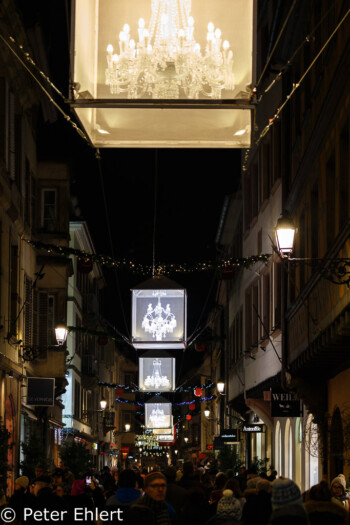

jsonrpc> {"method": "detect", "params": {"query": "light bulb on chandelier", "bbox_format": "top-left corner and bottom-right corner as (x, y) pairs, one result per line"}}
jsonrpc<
(105, 0), (235, 99)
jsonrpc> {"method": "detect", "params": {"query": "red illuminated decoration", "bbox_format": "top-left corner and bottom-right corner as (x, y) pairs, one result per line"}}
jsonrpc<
(189, 403), (195, 411)
(98, 335), (109, 346)
(77, 259), (93, 274)
(116, 387), (124, 397)
(194, 387), (203, 397)
(186, 414), (192, 420)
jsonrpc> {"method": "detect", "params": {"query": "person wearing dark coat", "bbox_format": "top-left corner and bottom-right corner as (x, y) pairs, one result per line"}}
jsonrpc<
(177, 462), (202, 491)
(8, 476), (36, 525)
(304, 480), (348, 525)
(105, 468), (142, 521)
(177, 486), (214, 525)
(164, 466), (187, 514)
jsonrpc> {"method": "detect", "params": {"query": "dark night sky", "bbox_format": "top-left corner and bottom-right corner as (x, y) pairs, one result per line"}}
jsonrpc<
(17, 1), (242, 367)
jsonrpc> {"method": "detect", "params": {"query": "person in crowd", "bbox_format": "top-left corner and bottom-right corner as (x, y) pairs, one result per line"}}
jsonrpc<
(205, 489), (242, 525)
(0, 484), (7, 508)
(241, 478), (272, 525)
(200, 472), (214, 500)
(269, 477), (310, 525)
(209, 472), (229, 507)
(267, 470), (277, 482)
(51, 468), (64, 491)
(87, 476), (106, 510)
(304, 480), (348, 524)
(58, 460), (75, 488)
(128, 471), (175, 524)
(105, 468), (142, 515)
(178, 462), (201, 490)
(32, 475), (69, 523)
(68, 478), (94, 523)
(179, 486), (215, 524)
(163, 466), (187, 513)
(224, 478), (246, 510)
(331, 474), (350, 510)
(100, 466), (115, 494)
(8, 476), (34, 524)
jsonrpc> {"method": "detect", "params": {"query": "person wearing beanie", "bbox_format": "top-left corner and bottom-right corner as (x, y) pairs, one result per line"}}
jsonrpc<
(269, 478), (309, 525)
(9, 476), (35, 524)
(205, 489), (242, 525)
(331, 474), (350, 510)
(241, 477), (272, 525)
(129, 471), (175, 525)
(304, 480), (348, 525)
(15, 476), (29, 492)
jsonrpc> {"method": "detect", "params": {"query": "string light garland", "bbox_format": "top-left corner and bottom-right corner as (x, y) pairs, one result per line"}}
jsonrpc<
(24, 238), (270, 274)
(113, 395), (215, 406)
(99, 379), (216, 394)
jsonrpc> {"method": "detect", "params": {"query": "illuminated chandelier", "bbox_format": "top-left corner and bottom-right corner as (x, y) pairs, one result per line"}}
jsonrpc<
(149, 405), (166, 426)
(142, 296), (177, 341)
(105, 0), (234, 99)
(144, 358), (170, 389)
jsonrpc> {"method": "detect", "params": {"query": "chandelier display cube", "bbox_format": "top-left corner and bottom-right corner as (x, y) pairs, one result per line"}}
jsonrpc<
(145, 396), (172, 429)
(152, 417), (174, 434)
(139, 351), (176, 392)
(70, 0), (255, 148)
(132, 276), (186, 350)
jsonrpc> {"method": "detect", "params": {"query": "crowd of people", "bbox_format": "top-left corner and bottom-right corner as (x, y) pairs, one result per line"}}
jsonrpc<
(1, 461), (350, 524)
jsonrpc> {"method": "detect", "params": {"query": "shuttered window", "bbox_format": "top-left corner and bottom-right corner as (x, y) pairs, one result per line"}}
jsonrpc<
(24, 276), (33, 346)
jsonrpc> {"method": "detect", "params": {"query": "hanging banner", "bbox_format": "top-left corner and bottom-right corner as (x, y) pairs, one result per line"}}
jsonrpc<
(27, 377), (55, 406)
(270, 388), (303, 417)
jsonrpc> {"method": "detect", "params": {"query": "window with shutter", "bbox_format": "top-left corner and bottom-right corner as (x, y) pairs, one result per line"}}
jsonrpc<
(8, 91), (15, 181)
(0, 78), (6, 162)
(24, 276), (33, 346)
(9, 245), (18, 337)
(41, 189), (57, 232)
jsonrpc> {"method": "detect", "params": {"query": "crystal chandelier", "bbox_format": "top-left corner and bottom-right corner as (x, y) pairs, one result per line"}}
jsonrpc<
(142, 296), (177, 341)
(144, 358), (170, 389)
(149, 405), (166, 426)
(105, 0), (234, 99)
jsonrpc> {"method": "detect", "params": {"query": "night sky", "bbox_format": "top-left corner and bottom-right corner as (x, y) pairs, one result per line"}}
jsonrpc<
(18, 0), (242, 371)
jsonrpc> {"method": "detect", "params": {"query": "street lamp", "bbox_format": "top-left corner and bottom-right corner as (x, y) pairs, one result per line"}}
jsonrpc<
(55, 325), (68, 346)
(217, 381), (225, 395)
(275, 215), (296, 256)
(100, 398), (107, 411)
(124, 423), (131, 432)
(184, 437), (189, 443)
(204, 408), (210, 418)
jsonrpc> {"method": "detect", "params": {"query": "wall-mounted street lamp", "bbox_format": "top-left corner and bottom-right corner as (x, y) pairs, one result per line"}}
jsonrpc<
(204, 408), (210, 418)
(100, 398), (107, 411)
(184, 437), (189, 443)
(55, 326), (68, 346)
(274, 215), (350, 285)
(124, 423), (131, 432)
(275, 215), (296, 257)
(20, 325), (69, 362)
(217, 381), (225, 395)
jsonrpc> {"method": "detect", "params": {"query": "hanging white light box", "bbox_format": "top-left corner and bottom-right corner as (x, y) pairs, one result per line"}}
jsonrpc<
(152, 417), (174, 434)
(156, 430), (175, 442)
(139, 351), (176, 392)
(145, 396), (172, 429)
(132, 276), (187, 350)
(70, 0), (255, 148)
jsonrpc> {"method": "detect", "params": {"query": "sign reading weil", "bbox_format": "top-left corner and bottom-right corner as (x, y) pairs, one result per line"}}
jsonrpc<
(242, 424), (263, 433)
(271, 388), (303, 417)
(27, 377), (55, 406)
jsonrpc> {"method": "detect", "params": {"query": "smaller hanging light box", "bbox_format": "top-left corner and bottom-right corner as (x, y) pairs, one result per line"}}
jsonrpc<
(145, 396), (172, 430)
(156, 430), (175, 442)
(131, 276), (187, 350)
(139, 350), (176, 392)
(152, 417), (174, 435)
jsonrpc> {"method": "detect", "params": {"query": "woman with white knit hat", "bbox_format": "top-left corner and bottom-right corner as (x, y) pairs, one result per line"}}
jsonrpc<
(330, 474), (350, 510)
